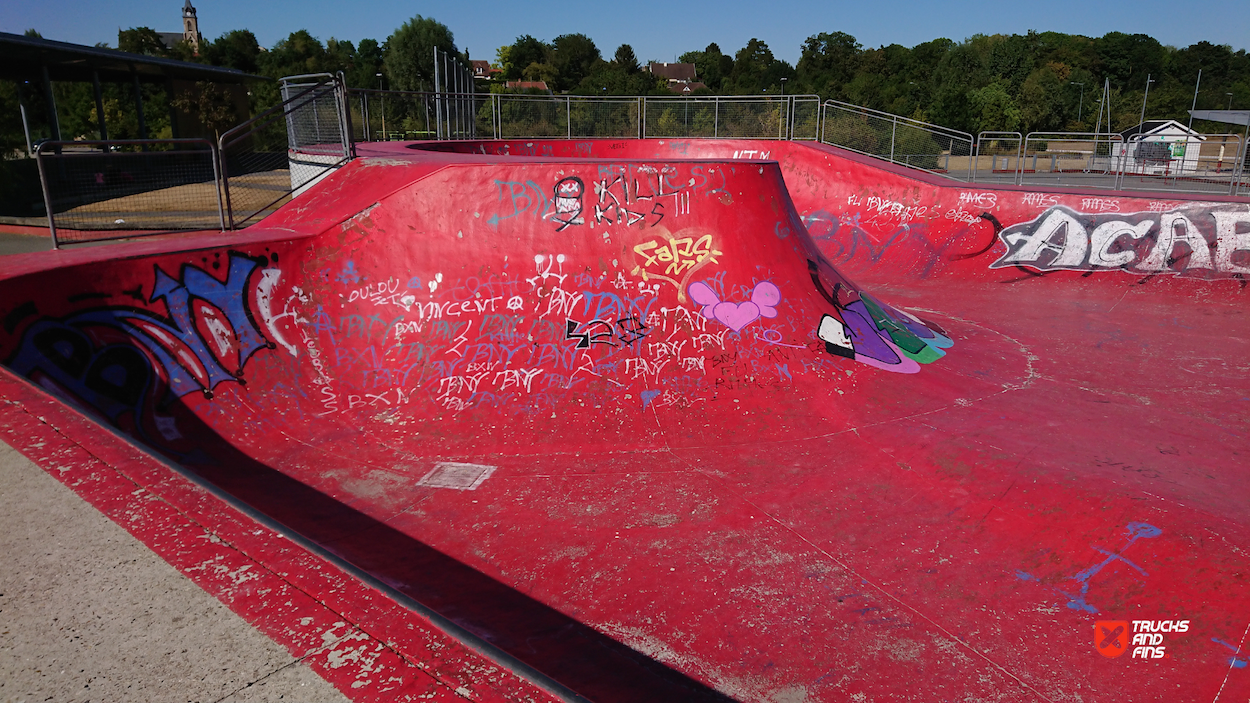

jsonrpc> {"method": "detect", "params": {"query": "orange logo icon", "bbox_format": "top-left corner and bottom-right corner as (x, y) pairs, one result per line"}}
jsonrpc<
(1096, 620), (1130, 658)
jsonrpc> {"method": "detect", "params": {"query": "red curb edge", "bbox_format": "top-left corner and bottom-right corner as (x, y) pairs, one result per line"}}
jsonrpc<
(0, 367), (561, 703)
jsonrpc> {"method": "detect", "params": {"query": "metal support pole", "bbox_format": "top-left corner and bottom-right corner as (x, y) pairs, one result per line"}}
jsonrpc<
(41, 64), (61, 142)
(434, 48), (442, 140)
(1139, 74), (1153, 128)
(1188, 69), (1202, 132)
(714, 98), (718, 138)
(92, 70), (108, 146)
(890, 117), (897, 163)
(211, 142), (226, 231)
(35, 145), (59, 248)
(640, 97), (645, 139)
(132, 73), (148, 140)
(1233, 121), (1249, 196)
(16, 82), (34, 157)
(218, 134), (235, 229)
(567, 96), (571, 139)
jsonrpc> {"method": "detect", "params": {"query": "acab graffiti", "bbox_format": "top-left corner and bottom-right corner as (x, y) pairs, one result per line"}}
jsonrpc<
(991, 205), (1250, 275)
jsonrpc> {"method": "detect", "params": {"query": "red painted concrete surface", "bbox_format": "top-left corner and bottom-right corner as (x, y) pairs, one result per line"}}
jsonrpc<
(1, 138), (1249, 702)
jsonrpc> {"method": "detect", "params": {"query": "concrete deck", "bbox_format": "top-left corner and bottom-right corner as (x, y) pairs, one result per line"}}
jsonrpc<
(0, 439), (348, 702)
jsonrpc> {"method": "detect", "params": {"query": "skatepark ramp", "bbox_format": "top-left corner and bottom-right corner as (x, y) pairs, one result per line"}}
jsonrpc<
(2, 134), (1249, 702)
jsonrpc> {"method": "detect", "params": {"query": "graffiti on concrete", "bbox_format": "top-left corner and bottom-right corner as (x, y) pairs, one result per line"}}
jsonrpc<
(688, 280), (781, 332)
(806, 258), (953, 373)
(991, 205), (1250, 275)
(551, 176), (585, 231)
(1016, 522), (1162, 614)
(631, 229), (723, 302)
(7, 252), (276, 438)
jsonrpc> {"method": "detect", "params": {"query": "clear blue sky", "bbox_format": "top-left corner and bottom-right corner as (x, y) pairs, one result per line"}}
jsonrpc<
(2, 0), (1247, 66)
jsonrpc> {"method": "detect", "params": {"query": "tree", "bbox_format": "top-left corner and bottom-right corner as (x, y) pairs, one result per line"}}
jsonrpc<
(797, 32), (861, 96)
(614, 44), (640, 74)
(384, 15), (456, 91)
(170, 82), (239, 139)
(551, 34), (600, 92)
(969, 82), (1021, 132)
(201, 30), (261, 74)
(119, 27), (170, 57)
(261, 30), (328, 77)
(506, 35), (549, 80)
(346, 38), (384, 89)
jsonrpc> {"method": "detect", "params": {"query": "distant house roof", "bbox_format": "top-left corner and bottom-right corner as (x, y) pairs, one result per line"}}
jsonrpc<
(157, 32), (188, 49)
(505, 80), (550, 93)
(1119, 119), (1204, 140)
(676, 82), (708, 94)
(647, 62), (697, 82)
(470, 60), (500, 79)
(0, 31), (263, 84)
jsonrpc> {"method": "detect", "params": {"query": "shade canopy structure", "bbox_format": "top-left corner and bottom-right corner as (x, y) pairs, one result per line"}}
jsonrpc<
(1188, 109), (1250, 127)
(0, 31), (264, 85)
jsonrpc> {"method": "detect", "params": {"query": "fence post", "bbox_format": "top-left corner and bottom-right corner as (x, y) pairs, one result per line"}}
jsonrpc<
(218, 133), (236, 229)
(337, 74), (355, 158)
(210, 142), (226, 232)
(34, 144), (59, 249)
(433, 47), (442, 140)
(890, 116), (897, 163)
(714, 98), (719, 138)
(493, 94), (499, 140)
(567, 96), (572, 139)
(640, 97), (646, 139)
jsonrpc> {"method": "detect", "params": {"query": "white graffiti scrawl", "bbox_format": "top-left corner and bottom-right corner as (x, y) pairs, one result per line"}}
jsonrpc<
(990, 205), (1250, 275)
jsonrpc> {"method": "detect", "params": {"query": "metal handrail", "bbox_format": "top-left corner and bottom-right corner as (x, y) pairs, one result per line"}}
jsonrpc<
(35, 138), (222, 248)
(219, 74), (347, 228)
(974, 131), (1022, 184)
(820, 99), (974, 179)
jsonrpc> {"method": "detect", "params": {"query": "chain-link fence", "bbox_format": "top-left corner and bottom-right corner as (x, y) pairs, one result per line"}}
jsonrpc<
(35, 139), (223, 247)
(820, 100), (974, 177)
(218, 73), (351, 229)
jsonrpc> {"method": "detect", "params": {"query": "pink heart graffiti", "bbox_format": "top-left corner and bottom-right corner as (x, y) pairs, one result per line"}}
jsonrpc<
(688, 281), (781, 332)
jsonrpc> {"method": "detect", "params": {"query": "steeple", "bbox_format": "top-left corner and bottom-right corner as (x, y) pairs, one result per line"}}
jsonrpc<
(182, 0), (200, 52)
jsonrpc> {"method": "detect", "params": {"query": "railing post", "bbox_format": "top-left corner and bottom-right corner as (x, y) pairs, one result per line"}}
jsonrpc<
(890, 116), (897, 163)
(714, 98), (719, 138)
(34, 144), (58, 249)
(218, 133), (235, 229)
(493, 94), (499, 140)
(433, 47), (442, 140)
(567, 96), (572, 139)
(210, 142), (226, 232)
(640, 96), (646, 139)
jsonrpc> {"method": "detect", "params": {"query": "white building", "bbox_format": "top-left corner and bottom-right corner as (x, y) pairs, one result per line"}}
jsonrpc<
(1113, 120), (1206, 175)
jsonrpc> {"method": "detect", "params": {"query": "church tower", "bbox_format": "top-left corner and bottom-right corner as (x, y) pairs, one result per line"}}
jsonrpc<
(182, 0), (201, 52)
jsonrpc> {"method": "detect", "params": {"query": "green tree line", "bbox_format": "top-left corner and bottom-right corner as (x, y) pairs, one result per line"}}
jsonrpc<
(4, 17), (1249, 157)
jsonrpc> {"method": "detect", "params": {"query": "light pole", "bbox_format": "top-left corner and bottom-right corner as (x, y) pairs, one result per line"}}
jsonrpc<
(780, 77), (787, 96)
(377, 73), (385, 139)
(1139, 74), (1155, 127)
(1070, 81), (1084, 122)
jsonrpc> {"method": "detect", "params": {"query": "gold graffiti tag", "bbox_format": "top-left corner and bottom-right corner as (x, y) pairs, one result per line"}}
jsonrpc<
(631, 230), (723, 302)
